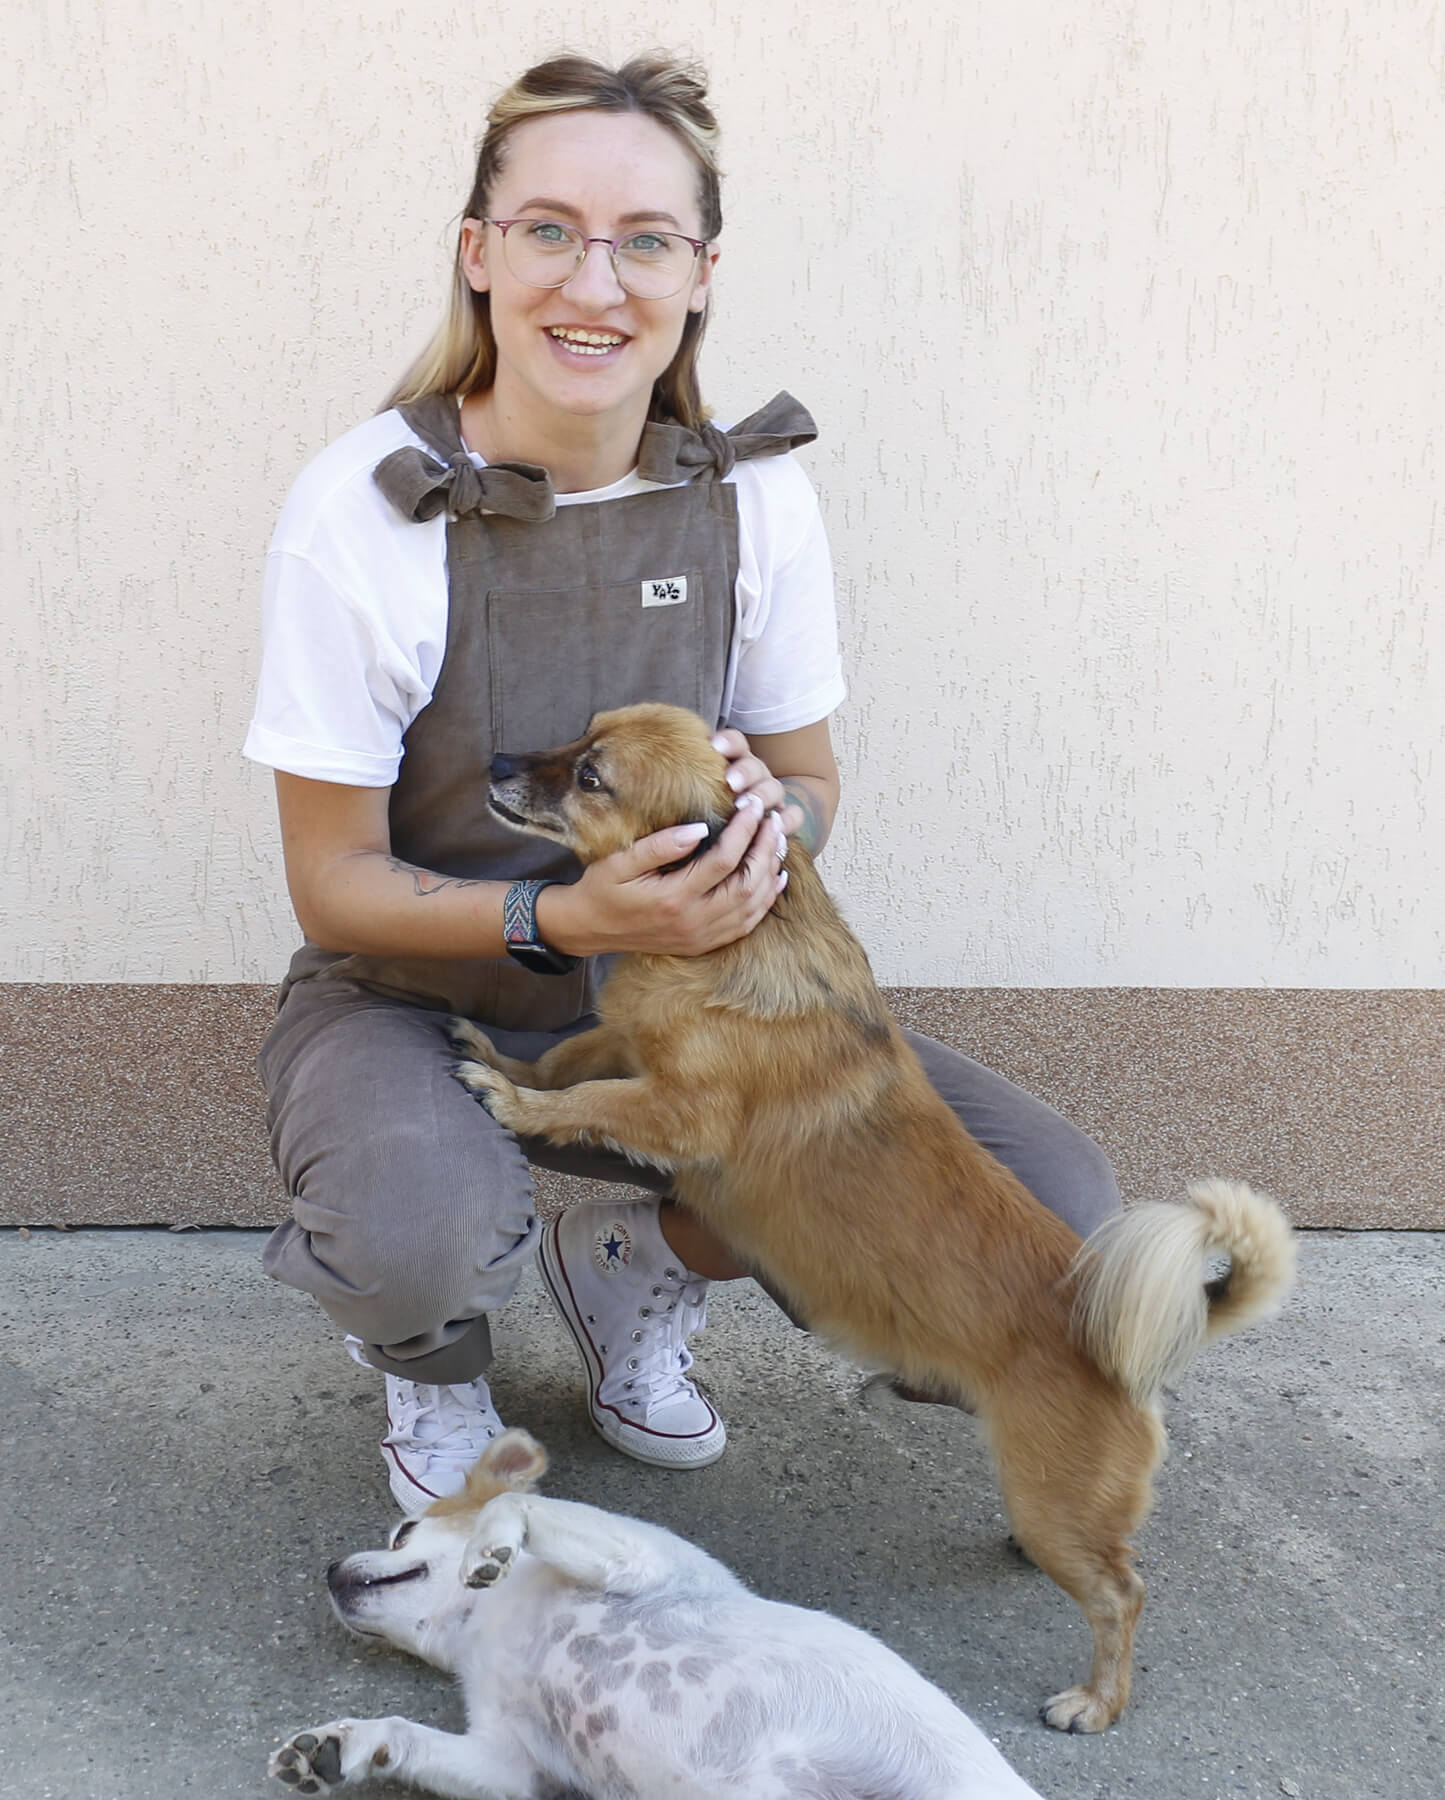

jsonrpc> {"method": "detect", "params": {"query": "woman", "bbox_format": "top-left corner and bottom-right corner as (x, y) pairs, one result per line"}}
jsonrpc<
(245, 52), (1121, 1513)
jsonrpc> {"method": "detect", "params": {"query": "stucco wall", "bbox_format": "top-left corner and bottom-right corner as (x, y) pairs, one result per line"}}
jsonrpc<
(5, 1), (1441, 986)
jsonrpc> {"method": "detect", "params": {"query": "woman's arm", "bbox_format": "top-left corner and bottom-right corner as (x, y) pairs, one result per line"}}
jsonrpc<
(711, 717), (840, 856)
(273, 770), (788, 962)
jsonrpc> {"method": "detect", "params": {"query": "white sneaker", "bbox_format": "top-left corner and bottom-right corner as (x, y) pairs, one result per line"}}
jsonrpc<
(347, 1335), (505, 1513)
(538, 1201), (726, 1470)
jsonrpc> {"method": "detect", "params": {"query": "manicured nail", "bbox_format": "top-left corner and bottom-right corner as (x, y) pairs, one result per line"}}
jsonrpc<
(734, 791), (763, 812)
(674, 821), (710, 845)
(710, 734), (729, 752)
(777, 869), (789, 890)
(726, 767), (745, 791)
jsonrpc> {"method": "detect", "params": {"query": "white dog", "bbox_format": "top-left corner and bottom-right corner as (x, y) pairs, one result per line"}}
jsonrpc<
(269, 1430), (1045, 1800)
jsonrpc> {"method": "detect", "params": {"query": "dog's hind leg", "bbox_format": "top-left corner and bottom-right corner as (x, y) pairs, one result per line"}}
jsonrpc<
(984, 1383), (1160, 1732)
(270, 1715), (536, 1797)
(461, 1493), (712, 1600)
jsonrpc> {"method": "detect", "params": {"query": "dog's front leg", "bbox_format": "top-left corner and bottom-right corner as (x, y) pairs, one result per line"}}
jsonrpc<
(449, 1018), (633, 1090)
(462, 1492), (685, 1599)
(453, 1069), (713, 1171)
(270, 1715), (535, 1798)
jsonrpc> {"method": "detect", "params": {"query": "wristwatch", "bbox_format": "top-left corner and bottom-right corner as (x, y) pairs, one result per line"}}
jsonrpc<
(502, 878), (579, 976)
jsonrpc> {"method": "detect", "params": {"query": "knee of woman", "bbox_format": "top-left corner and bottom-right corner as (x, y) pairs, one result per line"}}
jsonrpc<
(1059, 1128), (1125, 1238)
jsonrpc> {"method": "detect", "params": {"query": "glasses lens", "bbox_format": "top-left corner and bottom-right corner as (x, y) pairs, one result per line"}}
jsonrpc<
(500, 220), (586, 288)
(612, 231), (698, 299)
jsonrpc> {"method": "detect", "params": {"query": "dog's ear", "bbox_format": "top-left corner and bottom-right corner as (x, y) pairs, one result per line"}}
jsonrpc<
(466, 1428), (548, 1493)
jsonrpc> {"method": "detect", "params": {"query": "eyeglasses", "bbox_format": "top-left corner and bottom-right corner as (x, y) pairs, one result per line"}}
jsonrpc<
(483, 218), (709, 300)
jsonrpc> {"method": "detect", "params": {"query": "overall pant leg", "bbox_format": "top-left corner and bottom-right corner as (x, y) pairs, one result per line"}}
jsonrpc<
(902, 1028), (1123, 1238)
(258, 979), (667, 1386)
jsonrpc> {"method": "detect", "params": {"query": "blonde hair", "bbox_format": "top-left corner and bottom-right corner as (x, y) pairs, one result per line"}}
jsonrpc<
(384, 52), (723, 428)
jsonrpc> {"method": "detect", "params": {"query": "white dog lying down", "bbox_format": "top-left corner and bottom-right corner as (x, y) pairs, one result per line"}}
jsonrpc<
(270, 1430), (1045, 1800)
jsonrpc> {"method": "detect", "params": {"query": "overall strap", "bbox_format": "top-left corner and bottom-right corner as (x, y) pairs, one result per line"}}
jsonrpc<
(373, 395), (556, 523)
(636, 391), (817, 484)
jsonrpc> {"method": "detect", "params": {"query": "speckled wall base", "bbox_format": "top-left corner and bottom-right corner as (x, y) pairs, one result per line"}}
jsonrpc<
(3, 984), (1440, 1229)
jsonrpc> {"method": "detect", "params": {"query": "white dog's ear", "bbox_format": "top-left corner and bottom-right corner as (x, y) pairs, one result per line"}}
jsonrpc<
(467, 1428), (548, 1492)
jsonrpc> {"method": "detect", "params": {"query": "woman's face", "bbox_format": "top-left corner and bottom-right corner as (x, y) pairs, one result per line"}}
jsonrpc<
(460, 109), (716, 445)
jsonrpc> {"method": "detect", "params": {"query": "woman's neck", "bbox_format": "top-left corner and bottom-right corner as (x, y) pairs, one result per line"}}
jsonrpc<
(460, 385), (649, 494)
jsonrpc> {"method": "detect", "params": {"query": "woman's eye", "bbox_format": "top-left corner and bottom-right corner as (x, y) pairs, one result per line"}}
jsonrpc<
(524, 220), (573, 245)
(577, 763), (602, 792)
(619, 232), (668, 256)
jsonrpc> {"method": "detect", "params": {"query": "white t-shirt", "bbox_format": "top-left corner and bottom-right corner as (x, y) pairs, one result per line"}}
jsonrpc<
(243, 407), (846, 787)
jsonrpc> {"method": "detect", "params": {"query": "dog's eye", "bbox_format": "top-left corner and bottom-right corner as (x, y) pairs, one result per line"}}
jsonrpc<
(577, 762), (602, 793)
(390, 1520), (418, 1550)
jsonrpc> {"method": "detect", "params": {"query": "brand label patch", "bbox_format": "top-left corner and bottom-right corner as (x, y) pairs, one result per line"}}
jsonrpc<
(641, 575), (688, 608)
(591, 1221), (634, 1274)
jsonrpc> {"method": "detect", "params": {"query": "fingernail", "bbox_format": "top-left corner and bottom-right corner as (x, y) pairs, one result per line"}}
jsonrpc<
(734, 791), (763, 812)
(710, 734), (729, 751)
(777, 869), (789, 890)
(726, 768), (745, 791)
(674, 821), (710, 844)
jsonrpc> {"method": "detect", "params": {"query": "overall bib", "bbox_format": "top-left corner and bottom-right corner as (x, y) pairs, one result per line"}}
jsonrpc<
(259, 394), (822, 1380)
(258, 395), (1123, 1386)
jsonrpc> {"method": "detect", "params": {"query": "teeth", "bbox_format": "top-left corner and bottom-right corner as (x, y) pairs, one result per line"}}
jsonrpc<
(548, 328), (623, 355)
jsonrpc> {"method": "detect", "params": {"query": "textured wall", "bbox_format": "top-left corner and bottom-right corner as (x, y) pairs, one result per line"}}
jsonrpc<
(4, 1), (1441, 985)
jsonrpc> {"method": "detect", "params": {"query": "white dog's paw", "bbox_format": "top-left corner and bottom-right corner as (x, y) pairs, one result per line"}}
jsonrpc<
(460, 1539), (518, 1588)
(269, 1725), (347, 1792)
(461, 1495), (528, 1588)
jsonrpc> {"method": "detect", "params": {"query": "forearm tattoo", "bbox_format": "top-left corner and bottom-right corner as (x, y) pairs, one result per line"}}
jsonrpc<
(385, 856), (489, 897)
(780, 779), (829, 855)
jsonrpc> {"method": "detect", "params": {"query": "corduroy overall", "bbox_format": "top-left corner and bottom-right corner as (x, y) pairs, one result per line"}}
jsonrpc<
(258, 395), (1122, 1384)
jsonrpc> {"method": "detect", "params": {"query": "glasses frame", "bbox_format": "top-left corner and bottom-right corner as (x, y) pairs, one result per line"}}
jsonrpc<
(483, 218), (710, 299)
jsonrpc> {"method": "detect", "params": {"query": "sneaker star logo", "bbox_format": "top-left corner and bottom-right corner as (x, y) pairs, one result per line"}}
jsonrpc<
(592, 1221), (633, 1273)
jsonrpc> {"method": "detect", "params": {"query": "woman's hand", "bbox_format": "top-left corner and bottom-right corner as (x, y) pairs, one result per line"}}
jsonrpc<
(710, 728), (799, 832)
(538, 799), (788, 959)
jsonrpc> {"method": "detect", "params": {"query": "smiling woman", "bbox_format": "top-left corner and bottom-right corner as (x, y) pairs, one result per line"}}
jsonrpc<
(242, 51), (1123, 1518)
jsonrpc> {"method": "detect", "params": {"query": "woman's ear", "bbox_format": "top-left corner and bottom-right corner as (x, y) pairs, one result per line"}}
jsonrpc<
(460, 218), (490, 294)
(687, 243), (719, 315)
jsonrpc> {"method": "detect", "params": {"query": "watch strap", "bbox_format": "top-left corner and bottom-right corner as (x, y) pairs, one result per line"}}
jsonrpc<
(502, 879), (579, 975)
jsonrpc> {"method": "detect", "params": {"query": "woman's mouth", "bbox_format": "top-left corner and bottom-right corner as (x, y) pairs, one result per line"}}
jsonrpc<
(546, 326), (627, 358)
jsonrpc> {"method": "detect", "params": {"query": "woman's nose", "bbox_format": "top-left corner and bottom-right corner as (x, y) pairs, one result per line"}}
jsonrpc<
(562, 240), (628, 308)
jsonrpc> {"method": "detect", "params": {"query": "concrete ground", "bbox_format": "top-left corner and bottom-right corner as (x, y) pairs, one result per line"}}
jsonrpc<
(0, 1226), (1439, 1800)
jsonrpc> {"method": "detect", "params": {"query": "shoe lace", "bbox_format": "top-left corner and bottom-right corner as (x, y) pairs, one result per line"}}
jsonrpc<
(600, 1267), (710, 1415)
(385, 1378), (497, 1467)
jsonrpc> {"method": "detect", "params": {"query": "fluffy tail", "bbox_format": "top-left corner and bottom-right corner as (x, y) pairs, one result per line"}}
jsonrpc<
(1069, 1179), (1296, 1404)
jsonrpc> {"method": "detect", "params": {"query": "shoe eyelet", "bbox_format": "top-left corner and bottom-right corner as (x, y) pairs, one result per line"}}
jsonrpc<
(638, 1306), (652, 1319)
(664, 1267), (680, 1279)
(631, 1329), (643, 1342)
(625, 1380), (634, 1390)
(626, 1357), (639, 1371)
(586, 1314), (596, 1324)
(651, 1285), (663, 1297)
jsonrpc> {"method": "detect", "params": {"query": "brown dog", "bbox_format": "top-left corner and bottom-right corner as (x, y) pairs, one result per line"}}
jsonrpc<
(451, 702), (1295, 1733)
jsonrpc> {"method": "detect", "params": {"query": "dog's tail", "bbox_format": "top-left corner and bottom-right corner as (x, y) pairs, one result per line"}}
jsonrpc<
(1069, 1179), (1296, 1404)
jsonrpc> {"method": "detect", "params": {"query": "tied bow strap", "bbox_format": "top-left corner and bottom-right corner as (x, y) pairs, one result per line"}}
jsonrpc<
(636, 390), (818, 485)
(372, 447), (557, 523)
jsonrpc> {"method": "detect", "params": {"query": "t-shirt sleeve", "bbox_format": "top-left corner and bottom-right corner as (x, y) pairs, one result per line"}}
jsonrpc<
(242, 548), (419, 787)
(725, 454), (847, 737)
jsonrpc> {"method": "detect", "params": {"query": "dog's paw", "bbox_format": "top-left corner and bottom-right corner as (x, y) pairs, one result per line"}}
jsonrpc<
(447, 1016), (500, 1065)
(1040, 1685), (1118, 1734)
(451, 1056), (517, 1116)
(461, 1539), (518, 1588)
(268, 1725), (347, 1792)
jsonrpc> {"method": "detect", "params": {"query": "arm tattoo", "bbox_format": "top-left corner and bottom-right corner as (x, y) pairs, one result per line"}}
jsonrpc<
(780, 779), (829, 855)
(385, 856), (489, 898)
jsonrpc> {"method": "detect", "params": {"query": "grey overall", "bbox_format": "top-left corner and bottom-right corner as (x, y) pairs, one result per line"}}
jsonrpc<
(259, 394), (1122, 1384)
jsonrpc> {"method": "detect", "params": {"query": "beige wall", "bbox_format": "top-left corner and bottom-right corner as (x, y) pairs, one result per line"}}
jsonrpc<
(5, 1), (1441, 987)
